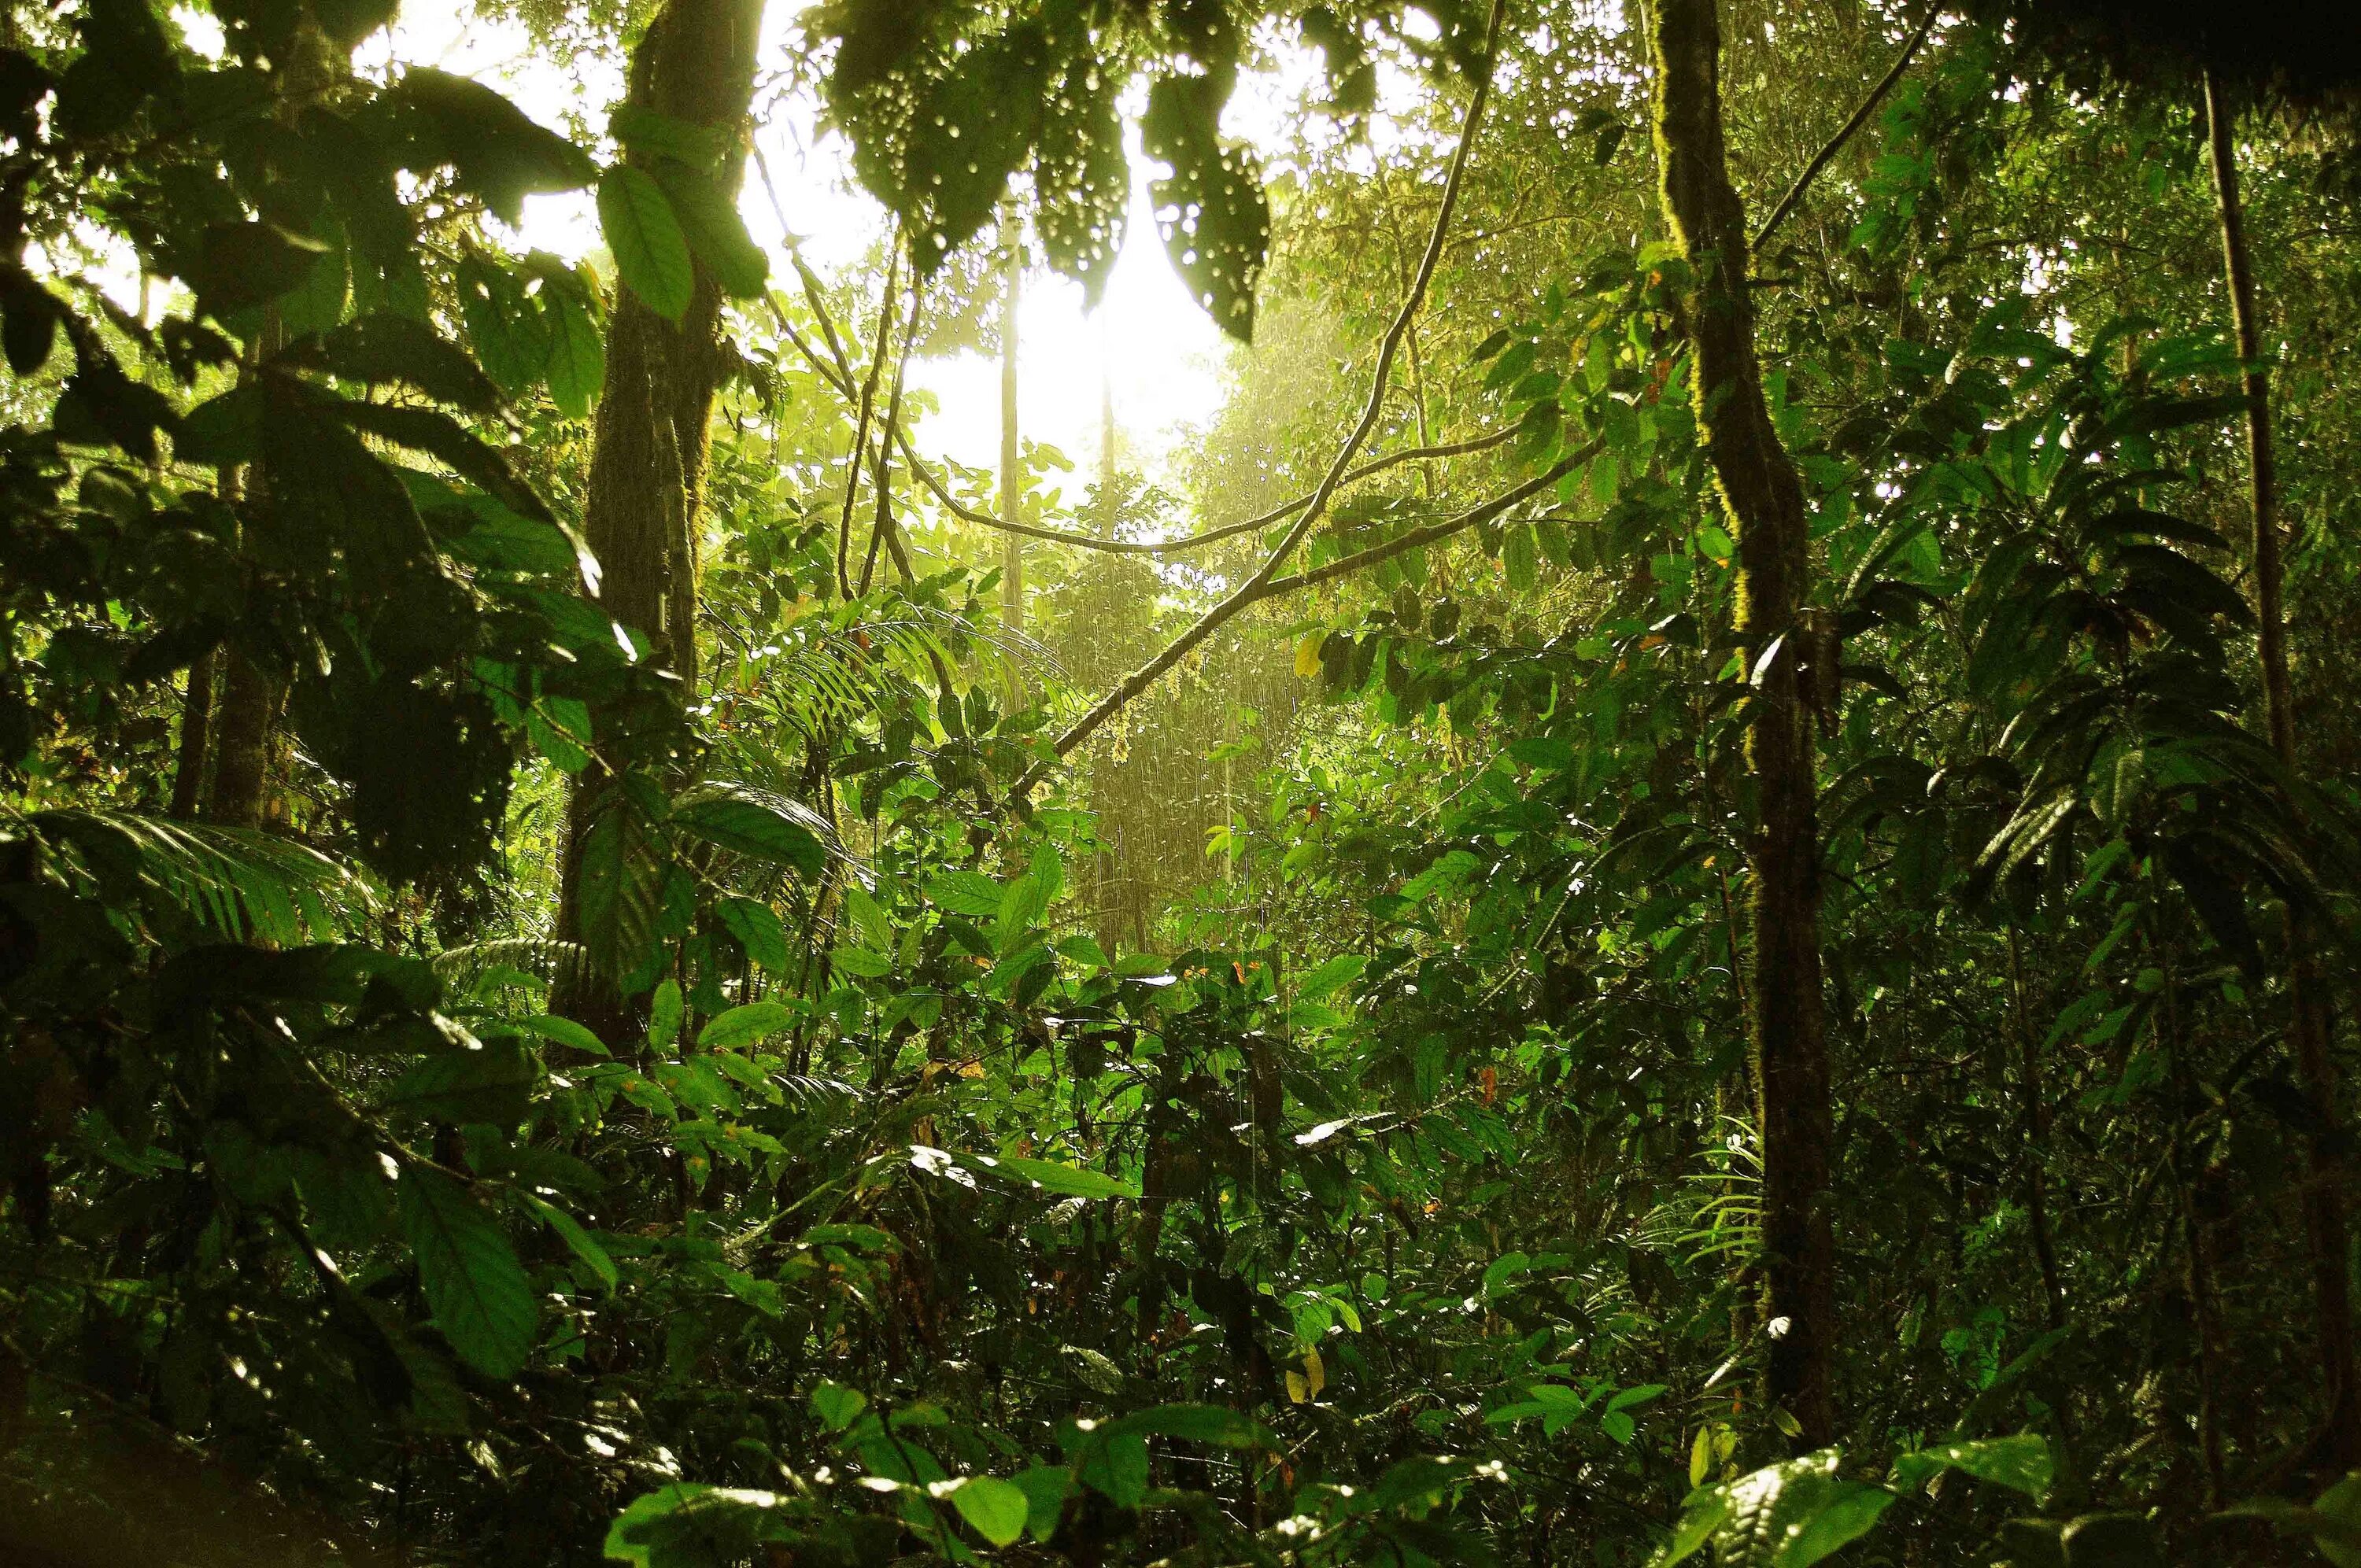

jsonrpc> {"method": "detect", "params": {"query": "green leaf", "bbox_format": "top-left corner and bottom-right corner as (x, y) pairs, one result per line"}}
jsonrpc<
(1890, 1434), (2052, 1501)
(520, 1191), (618, 1293)
(504, 1014), (609, 1056)
(598, 164), (694, 322)
(307, 311), (503, 413)
(831, 946), (893, 980)
(2322, 1474), (2361, 1568)
(648, 979), (684, 1050)
(963, 1150), (1137, 1200)
(610, 105), (736, 169)
(398, 1167), (536, 1379)
(394, 68), (597, 225)
(696, 1000), (793, 1050)
(1297, 952), (1366, 1001)
(573, 784), (666, 985)
(1106, 1403), (1274, 1448)
(1656, 1451), (1897, 1568)
(671, 782), (829, 876)
(926, 870), (1004, 917)
(389, 1037), (537, 1127)
(1011, 1464), (1074, 1542)
(996, 869), (1053, 954)
(942, 1476), (1029, 1547)
(188, 220), (332, 319)
(1140, 72), (1269, 341)
(1079, 1430), (1149, 1507)
(1779, 1481), (1897, 1566)
(604, 1484), (800, 1568)
(652, 160), (767, 299)
(541, 281), (605, 418)
(811, 1379), (866, 1431)
(717, 897), (790, 972)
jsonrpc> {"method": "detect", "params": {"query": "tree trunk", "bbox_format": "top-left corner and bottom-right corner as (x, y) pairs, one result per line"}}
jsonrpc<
(554, 0), (765, 1035)
(203, 655), (279, 829)
(168, 652), (214, 821)
(1647, 0), (1835, 1448)
(2204, 68), (2359, 1470)
(999, 202), (1024, 633)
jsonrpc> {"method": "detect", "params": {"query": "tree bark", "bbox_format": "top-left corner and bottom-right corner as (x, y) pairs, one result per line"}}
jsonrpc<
(168, 652), (214, 821)
(203, 655), (279, 829)
(2204, 68), (2359, 1470)
(554, 0), (765, 1035)
(1647, 0), (1835, 1448)
(999, 202), (1024, 633)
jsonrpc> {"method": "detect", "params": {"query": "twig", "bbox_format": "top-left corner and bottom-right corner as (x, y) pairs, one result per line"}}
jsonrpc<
(1749, 9), (1936, 255)
(1010, 0), (1511, 802)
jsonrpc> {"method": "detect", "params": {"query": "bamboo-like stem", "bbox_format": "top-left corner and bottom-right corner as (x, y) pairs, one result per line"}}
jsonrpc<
(2204, 67), (2359, 1470)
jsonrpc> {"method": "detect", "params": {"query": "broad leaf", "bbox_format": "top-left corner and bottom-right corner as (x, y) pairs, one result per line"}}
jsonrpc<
(599, 165), (694, 322)
(398, 1167), (536, 1379)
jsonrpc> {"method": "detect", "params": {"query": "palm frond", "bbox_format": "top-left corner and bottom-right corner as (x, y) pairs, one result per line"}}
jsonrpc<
(27, 807), (375, 945)
(430, 936), (592, 1000)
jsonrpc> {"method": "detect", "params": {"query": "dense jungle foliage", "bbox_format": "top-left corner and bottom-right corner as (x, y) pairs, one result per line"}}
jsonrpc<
(11, 0), (2361, 1562)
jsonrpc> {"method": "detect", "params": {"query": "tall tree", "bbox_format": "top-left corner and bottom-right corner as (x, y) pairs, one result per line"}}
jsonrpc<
(555, 0), (766, 1033)
(1647, 0), (1836, 1448)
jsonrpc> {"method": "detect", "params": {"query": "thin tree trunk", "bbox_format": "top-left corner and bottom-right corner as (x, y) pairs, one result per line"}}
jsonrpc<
(1648, 0), (1835, 1449)
(2204, 68), (2359, 1470)
(999, 202), (1024, 632)
(168, 652), (215, 821)
(2008, 931), (2067, 1331)
(554, 0), (765, 1035)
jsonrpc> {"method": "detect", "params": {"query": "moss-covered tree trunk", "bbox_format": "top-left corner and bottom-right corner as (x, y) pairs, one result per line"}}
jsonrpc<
(553, 0), (764, 1036)
(2204, 69), (2359, 1470)
(1648, 0), (1836, 1448)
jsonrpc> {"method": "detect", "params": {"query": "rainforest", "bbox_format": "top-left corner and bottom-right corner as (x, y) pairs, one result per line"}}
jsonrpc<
(9, 0), (2361, 1562)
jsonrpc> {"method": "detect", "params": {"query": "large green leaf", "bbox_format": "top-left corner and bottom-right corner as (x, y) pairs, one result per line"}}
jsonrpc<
(717, 896), (791, 972)
(575, 787), (666, 985)
(398, 1167), (537, 1379)
(186, 220), (332, 319)
(670, 782), (829, 876)
(305, 311), (503, 414)
(521, 1191), (618, 1293)
(1890, 1434), (2052, 1500)
(696, 1000), (794, 1050)
(598, 165), (694, 322)
(1655, 1451), (1897, 1568)
(652, 160), (767, 300)
(392, 67), (597, 225)
(387, 1036), (537, 1126)
(1141, 72), (1269, 341)
(940, 1476), (1029, 1548)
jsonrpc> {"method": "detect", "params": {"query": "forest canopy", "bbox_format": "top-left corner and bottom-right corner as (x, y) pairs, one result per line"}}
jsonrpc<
(10, 0), (2361, 1564)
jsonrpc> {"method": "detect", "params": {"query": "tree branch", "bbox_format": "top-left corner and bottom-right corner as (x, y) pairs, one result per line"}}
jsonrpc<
(1010, 0), (1510, 802)
(1749, 9), (1935, 256)
(835, 232), (900, 600)
(1250, 437), (1598, 602)
(767, 284), (1517, 558)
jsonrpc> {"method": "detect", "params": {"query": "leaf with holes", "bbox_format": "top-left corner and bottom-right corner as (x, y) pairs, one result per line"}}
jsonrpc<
(1141, 72), (1269, 341)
